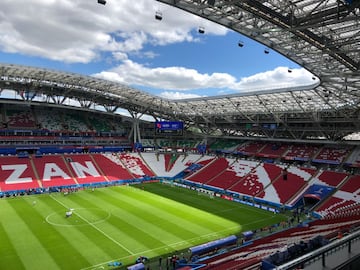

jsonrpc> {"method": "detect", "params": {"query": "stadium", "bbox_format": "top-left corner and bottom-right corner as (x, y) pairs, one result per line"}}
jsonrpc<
(0, 0), (359, 270)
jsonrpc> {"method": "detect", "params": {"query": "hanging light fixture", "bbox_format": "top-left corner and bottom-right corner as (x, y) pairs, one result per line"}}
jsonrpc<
(155, 11), (162, 21)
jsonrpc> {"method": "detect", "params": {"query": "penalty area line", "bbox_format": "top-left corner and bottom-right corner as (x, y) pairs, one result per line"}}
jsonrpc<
(49, 194), (134, 255)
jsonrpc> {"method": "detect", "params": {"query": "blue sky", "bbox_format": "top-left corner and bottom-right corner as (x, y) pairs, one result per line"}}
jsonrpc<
(0, 0), (316, 99)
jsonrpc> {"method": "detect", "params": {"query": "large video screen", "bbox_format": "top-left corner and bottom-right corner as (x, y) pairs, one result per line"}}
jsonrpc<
(155, 121), (183, 135)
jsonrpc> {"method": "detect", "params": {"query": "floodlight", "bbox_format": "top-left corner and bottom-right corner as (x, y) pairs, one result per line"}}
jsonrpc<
(98, 0), (106, 5)
(155, 11), (162, 21)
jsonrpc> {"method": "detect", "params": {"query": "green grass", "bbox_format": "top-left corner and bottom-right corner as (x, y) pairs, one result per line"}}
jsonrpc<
(0, 183), (287, 270)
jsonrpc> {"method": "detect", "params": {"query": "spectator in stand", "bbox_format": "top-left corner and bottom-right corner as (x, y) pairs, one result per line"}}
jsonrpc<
(282, 168), (288, 181)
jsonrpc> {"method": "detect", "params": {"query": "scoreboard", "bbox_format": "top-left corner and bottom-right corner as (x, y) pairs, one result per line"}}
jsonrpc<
(155, 121), (183, 135)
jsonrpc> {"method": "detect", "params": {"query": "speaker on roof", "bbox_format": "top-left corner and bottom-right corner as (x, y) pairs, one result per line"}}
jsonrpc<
(98, 0), (106, 5)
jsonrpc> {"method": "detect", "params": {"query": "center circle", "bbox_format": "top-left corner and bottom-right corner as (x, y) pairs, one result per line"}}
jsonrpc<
(46, 208), (111, 227)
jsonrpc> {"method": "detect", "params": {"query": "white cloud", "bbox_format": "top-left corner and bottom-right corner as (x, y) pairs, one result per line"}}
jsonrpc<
(343, 133), (360, 140)
(159, 91), (204, 100)
(0, 0), (318, 98)
(93, 60), (317, 94)
(138, 51), (159, 59)
(234, 67), (318, 91)
(0, 0), (227, 63)
(93, 59), (237, 90)
(112, 52), (128, 61)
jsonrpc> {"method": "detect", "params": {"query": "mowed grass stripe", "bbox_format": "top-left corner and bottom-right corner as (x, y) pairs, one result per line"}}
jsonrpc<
(1, 184), (289, 270)
(54, 192), (155, 253)
(59, 191), (170, 255)
(137, 183), (284, 230)
(148, 184), (233, 209)
(126, 185), (229, 216)
(110, 187), (236, 235)
(94, 188), (204, 241)
(82, 187), (235, 258)
(31, 196), (121, 266)
(93, 189), (209, 251)
(62, 186), (228, 260)
(140, 184), (244, 216)
(50, 194), (134, 255)
(44, 193), (150, 269)
(12, 199), (92, 270)
(1, 200), (61, 270)
(115, 185), (241, 234)
(101, 187), (240, 245)
(0, 221), (26, 270)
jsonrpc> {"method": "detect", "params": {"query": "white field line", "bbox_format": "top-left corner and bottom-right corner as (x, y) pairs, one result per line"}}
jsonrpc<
(80, 216), (274, 270)
(49, 194), (134, 255)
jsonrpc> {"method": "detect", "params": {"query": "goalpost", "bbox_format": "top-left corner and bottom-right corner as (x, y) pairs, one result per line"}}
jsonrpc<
(197, 188), (214, 199)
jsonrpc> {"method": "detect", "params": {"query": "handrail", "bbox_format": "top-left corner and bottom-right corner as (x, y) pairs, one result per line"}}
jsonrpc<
(276, 229), (360, 270)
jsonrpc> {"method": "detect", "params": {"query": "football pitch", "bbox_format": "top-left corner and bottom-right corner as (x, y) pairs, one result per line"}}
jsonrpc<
(0, 183), (287, 270)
